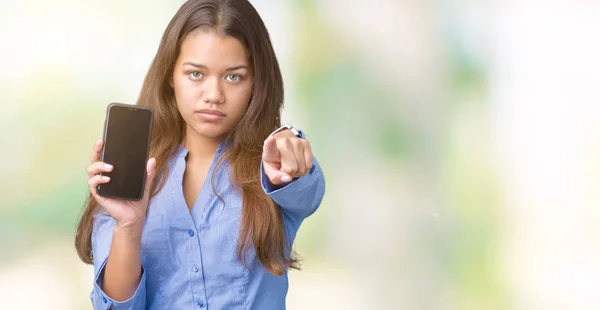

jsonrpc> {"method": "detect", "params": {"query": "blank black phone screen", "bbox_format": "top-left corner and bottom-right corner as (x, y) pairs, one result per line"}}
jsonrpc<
(97, 104), (153, 200)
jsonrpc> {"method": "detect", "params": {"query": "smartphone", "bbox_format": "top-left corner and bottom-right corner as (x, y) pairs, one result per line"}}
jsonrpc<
(97, 103), (153, 200)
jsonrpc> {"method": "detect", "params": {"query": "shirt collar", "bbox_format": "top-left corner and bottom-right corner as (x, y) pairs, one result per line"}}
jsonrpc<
(174, 139), (232, 159)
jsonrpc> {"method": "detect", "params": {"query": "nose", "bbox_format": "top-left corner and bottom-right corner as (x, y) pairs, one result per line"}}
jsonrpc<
(201, 76), (224, 104)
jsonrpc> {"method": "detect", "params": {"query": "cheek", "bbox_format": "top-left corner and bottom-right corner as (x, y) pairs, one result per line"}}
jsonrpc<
(173, 78), (198, 109)
(229, 88), (252, 114)
(233, 84), (253, 105)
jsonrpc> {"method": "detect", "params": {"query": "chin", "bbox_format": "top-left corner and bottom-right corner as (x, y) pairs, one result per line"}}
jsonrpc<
(190, 122), (230, 140)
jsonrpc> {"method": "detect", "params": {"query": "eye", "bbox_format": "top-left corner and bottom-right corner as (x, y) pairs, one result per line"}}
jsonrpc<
(189, 71), (204, 80)
(225, 74), (241, 83)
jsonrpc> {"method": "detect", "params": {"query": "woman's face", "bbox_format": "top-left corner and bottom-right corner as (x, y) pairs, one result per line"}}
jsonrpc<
(172, 30), (253, 141)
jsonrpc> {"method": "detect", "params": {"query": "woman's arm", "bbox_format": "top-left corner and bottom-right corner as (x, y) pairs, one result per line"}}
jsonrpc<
(103, 224), (144, 301)
(261, 155), (325, 222)
(86, 141), (155, 309)
(261, 128), (326, 223)
(91, 213), (147, 310)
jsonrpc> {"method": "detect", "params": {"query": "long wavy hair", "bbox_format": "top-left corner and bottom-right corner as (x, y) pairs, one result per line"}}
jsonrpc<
(75, 0), (298, 275)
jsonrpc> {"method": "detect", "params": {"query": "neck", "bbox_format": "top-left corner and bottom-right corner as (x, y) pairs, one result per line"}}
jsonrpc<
(183, 126), (221, 160)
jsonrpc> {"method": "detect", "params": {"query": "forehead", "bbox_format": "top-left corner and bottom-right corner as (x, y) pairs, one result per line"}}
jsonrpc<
(177, 30), (250, 68)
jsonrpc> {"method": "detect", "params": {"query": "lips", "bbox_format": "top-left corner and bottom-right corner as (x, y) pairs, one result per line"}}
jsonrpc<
(196, 109), (226, 116)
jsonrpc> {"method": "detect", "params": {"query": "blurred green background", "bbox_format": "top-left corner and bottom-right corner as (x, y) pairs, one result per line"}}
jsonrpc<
(2, 0), (600, 309)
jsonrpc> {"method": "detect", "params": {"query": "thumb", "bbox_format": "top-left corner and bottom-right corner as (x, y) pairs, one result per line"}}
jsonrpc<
(144, 158), (157, 197)
(262, 136), (280, 163)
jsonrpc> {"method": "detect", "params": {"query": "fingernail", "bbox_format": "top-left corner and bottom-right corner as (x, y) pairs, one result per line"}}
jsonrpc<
(96, 140), (102, 145)
(281, 175), (292, 183)
(102, 176), (110, 181)
(104, 164), (113, 170)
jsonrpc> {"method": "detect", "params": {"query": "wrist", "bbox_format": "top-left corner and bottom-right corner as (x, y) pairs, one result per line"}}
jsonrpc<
(268, 124), (302, 139)
(113, 221), (144, 240)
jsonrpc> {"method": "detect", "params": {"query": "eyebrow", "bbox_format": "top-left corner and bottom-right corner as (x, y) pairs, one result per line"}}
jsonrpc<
(182, 62), (249, 71)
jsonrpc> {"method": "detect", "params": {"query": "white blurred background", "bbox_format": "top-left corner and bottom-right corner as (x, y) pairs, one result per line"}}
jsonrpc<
(1, 0), (599, 309)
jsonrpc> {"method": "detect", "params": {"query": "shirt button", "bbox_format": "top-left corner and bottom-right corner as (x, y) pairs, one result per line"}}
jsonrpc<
(188, 229), (195, 237)
(192, 265), (199, 272)
(102, 296), (108, 304)
(196, 300), (205, 308)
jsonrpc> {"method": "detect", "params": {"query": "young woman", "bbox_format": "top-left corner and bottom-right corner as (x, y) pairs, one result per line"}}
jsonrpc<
(74, 0), (325, 309)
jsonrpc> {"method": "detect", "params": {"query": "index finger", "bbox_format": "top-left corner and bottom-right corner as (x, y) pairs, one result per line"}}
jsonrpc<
(262, 136), (280, 163)
(90, 139), (103, 163)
